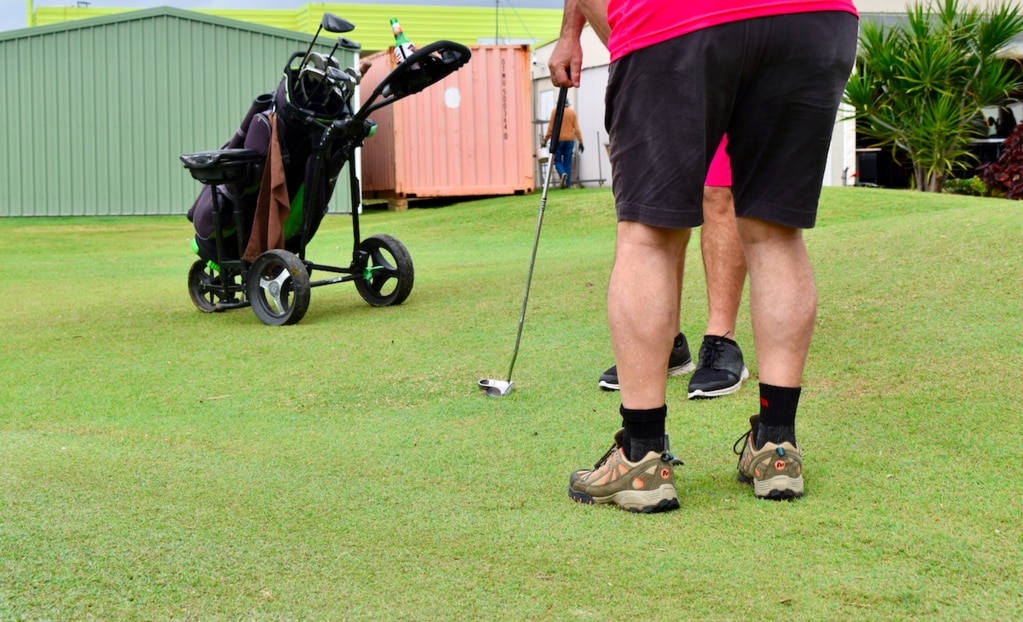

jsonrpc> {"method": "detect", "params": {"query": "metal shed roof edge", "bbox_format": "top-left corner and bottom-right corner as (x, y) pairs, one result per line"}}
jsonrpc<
(25, 3), (564, 53)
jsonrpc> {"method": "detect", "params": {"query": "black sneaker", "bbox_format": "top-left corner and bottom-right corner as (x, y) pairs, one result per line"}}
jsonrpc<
(687, 335), (749, 399)
(598, 333), (696, 391)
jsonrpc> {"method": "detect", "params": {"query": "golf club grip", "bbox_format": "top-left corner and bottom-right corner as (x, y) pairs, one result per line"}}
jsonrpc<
(548, 86), (569, 157)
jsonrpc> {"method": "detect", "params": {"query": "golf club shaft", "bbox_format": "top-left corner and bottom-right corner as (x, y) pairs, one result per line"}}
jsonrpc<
(505, 86), (569, 382)
(297, 24), (324, 76)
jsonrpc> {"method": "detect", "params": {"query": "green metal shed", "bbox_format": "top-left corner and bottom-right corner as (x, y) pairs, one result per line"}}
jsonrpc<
(0, 7), (357, 217)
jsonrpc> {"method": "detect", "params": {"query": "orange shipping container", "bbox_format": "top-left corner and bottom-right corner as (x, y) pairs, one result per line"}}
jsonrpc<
(359, 45), (535, 205)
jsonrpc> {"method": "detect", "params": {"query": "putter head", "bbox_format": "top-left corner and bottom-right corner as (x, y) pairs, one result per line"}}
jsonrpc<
(478, 378), (513, 397)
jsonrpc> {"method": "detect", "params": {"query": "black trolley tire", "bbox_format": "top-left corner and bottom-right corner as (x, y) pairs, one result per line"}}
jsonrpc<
(354, 234), (414, 307)
(188, 259), (228, 313)
(246, 249), (311, 326)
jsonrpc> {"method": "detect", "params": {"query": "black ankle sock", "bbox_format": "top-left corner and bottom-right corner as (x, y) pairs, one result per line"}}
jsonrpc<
(620, 404), (666, 461)
(756, 383), (799, 446)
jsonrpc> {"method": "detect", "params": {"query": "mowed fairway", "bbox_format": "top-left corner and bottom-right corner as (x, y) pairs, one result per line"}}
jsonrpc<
(1, 186), (1021, 620)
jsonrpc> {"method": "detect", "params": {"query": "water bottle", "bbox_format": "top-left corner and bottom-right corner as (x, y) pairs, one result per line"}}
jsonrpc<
(389, 18), (417, 65)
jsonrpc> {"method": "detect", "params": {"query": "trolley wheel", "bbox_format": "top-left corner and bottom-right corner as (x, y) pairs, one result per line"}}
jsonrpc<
(354, 234), (414, 307)
(188, 259), (233, 313)
(246, 249), (311, 326)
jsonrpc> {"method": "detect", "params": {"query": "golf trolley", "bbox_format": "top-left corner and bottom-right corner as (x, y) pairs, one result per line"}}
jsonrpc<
(182, 14), (470, 325)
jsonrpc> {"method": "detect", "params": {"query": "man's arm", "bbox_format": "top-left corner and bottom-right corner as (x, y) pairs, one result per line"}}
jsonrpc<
(578, 0), (610, 46)
(548, 0), (610, 87)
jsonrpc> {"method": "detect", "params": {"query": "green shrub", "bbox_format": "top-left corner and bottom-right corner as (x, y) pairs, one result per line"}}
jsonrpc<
(943, 175), (988, 196)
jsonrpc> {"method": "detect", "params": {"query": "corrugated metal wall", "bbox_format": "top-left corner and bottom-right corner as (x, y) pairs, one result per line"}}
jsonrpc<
(0, 8), (355, 217)
(359, 45), (535, 199)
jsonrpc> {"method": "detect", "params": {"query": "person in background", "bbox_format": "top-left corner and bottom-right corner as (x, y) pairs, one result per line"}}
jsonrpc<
(543, 99), (584, 188)
(598, 136), (750, 400)
(550, 0), (858, 511)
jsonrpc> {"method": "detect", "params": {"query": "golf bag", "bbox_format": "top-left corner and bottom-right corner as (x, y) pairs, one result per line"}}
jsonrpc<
(186, 53), (351, 264)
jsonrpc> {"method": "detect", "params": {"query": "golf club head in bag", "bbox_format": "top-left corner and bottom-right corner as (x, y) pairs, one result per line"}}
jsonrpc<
(478, 86), (570, 398)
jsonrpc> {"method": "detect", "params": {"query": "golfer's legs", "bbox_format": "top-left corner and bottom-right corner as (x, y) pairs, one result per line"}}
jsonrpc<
(701, 186), (746, 337)
(737, 217), (815, 387)
(609, 221), (691, 409)
(673, 233), (686, 335)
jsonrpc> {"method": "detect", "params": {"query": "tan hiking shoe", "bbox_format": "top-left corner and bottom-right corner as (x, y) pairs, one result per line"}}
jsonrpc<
(569, 430), (680, 513)
(734, 415), (804, 500)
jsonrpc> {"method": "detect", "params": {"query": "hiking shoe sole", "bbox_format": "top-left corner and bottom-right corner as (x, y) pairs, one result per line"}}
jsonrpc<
(569, 475), (680, 513)
(736, 472), (804, 500)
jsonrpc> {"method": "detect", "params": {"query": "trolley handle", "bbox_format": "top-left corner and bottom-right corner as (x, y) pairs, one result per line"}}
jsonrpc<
(356, 40), (471, 121)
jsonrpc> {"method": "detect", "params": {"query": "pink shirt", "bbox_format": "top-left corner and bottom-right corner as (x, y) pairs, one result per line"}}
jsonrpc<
(706, 136), (732, 187)
(608, 0), (858, 61)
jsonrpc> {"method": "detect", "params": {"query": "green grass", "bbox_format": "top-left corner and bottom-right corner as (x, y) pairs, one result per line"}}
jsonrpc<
(1, 186), (1022, 620)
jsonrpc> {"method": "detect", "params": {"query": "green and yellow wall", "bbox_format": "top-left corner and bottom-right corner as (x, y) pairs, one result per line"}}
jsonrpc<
(27, 2), (563, 53)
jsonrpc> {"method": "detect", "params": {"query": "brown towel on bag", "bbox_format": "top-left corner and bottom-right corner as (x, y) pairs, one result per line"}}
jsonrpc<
(243, 112), (290, 263)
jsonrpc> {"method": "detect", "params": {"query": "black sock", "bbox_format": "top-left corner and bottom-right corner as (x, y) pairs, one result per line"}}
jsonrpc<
(756, 383), (799, 447)
(620, 404), (666, 461)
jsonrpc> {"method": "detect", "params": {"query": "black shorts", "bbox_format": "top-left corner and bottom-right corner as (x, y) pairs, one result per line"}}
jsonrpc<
(605, 11), (858, 229)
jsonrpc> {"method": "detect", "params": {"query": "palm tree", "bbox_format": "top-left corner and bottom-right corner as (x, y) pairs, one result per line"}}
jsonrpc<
(844, 0), (1023, 192)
